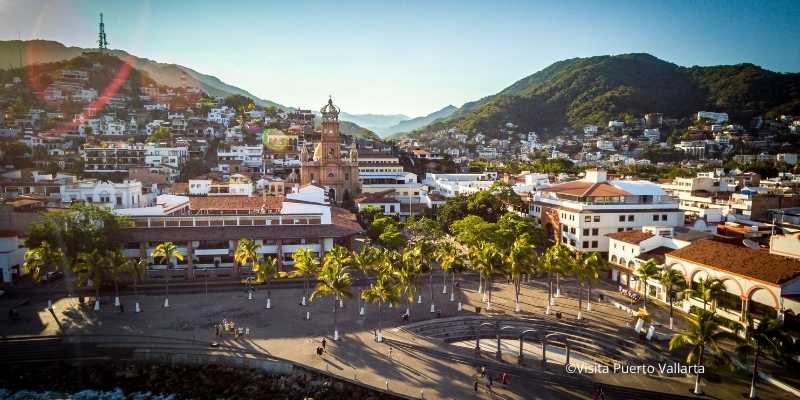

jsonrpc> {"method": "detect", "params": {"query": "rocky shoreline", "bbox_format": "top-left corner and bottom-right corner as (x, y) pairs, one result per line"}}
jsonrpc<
(0, 362), (399, 400)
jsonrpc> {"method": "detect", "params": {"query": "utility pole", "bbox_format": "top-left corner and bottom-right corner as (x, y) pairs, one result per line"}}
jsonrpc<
(98, 13), (108, 52)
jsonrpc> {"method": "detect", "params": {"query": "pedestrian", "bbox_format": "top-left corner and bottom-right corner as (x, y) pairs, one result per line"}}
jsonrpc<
(388, 346), (393, 361)
(321, 337), (327, 352)
(215, 324), (220, 337)
(480, 366), (486, 377)
(316, 346), (323, 357)
(119, 303), (124, 313)
(473, 379), (479, 393)
(488, 374), (493, 387)
(501, 372), (508, 385)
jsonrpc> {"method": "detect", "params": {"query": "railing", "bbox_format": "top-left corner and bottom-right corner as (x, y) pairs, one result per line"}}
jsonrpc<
(533, 194), (678, 210)
(128, 214), (324, 228)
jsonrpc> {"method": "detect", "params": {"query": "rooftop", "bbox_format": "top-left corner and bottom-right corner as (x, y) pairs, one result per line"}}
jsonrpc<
(606, 230), (655, 244)
(668, 239), (800, 285)
(541, 181), (630, 197)
(188, 195), (283, 213)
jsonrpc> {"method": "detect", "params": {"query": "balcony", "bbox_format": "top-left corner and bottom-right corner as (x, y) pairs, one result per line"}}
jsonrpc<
(128, 214), (323, 228)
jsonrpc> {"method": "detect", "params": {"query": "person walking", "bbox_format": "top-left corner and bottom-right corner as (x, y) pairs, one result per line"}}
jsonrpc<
(473, 379), (479, 393)
(480, 366), (486, 377)
(388, 346), (393, 361)
(321, 337), (327, 352)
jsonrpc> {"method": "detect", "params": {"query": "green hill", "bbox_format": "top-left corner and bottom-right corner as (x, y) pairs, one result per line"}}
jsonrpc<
(412, 53), (800, 139)
(383, 105), (457, 138)
(0, 39), (285, 109)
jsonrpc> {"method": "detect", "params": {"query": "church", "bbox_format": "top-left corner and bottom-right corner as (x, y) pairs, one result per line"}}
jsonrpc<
(297, 97), (361, 204)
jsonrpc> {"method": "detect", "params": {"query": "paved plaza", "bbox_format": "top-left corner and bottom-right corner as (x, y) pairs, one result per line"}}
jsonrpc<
(0, 275), (793, 399)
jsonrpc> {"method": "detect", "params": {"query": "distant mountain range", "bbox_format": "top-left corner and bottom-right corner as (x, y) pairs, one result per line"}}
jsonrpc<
(406, 53), (800, 139)
(339, 112), (409, 133)
(341, 105), (457, 138)
(384, 105), (458, 138)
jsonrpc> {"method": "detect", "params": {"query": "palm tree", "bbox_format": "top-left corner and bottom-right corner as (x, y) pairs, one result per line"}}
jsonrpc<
(669, 310), (736, 395)
(121, 256), (146, 312)
(398, 247), (422, 319)
(434, 240), (459, 299)
(571, 252), (590, 320)
(581, 252), (603, 312)
(254, 255), (278, 309)
(73, 249), (112, 307)
(685, 277), (725, 312)
(234, 238), (260, 279)
(352, 246), (381, 314)
(635, 259), (660, 311)
(541, 244), (570, 311)
(659, 268), (686, 329)
(311, 245), (353, 340)
(151, 241), (185, 307)
(506, 235), (537, 313)
(293, 248), (320, 306)
(414, 240), (438, 313)
(468, 241), (501, 310)
(736, 314), (793, 399)
(361, 272), (398, 342)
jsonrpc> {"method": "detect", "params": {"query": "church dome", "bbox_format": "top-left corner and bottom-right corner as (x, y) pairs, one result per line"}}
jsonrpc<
(320, 97), (340, 120)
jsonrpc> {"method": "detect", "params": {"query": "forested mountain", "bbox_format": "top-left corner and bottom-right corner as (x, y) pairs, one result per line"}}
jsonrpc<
(410, 53), (800, 139)
(384, 105), (457, 138)
(339, 112), (409, 133)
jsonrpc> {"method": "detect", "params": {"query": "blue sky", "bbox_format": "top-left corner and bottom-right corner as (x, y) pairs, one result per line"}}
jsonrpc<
(1, 0), (799, 116)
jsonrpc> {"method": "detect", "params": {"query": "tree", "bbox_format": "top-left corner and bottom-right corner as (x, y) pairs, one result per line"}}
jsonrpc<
(311, 245), (353, 340)
(361, 272), (398, 342)
(352, 246), (381, 312)
(581, 252), (604, 313)
(451, 215), (497, 248)
(635, 259), (661, 311)
(151, 242), (185, 306)
(73, 249), (113, 302)
(120, 256), (146, 308)
(147, 126), (171, 143)
(506, 235), (537, 313)
(395, 249), (421, 320)
(293, 248), (320, 305)
(736, 314), (794, 399)
(254, 255), (278, 308)
(659, 268), (686, 328)
(434, 240), (460, 297)
(358, 205), (383, 227)
(468, 241), (501, 310)
(23, 242), (63, 282)
(234, 238), (260, 278)
(669, 310), (736, 395)
(541, 244), (571, 310)
(685, 277), (725, 312)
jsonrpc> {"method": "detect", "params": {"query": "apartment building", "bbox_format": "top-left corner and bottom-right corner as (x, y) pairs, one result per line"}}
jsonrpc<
(217, 145), (264, 172)
(60, 179), (145, 209)
(530, 168), (683, 252)
(82, 143), (146, 173)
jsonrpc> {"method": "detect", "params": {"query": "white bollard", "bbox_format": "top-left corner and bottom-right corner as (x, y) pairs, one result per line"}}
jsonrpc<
(305, 311), (311, 320)
(248, 291), (253, 301)
(301, 296), (307, 306)
(114, 296), (120, 307)
(47, 299), (53, 309)
(388, 302), (393, 309)
(546, 304), (551, 315)
(457, 302), (463, 311)
(94, 300), (100, 311)
(377, 332), (383, 342)
(135, 302), (141, 313)
(449, 292), (455, 302)
(339, 299), (344, 308)
(442, 286), (447, 294)
(359, 306), (365, 316)
(646, 325), (655, 341)
(386, 380), (389, 391)
(417, 295), (422, 304)
(333, 329), (340, 341)
(556, 288), (561, 297)
(634, 318), (644, 333)
(669, 317), (674, 330)
(577, 311), (582, 320)
(587, 303), (592, 311)
(163, 298), (170, 308)
(515, 303), (521, 313)
(266, 298), (271, 309)
(549, 297), (555, 306)
(430, 304), (435, 313)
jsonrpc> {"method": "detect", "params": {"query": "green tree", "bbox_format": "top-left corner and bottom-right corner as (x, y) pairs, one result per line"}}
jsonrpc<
(73, 249), (113, 301)
(659, 268), (686, 328)
(395, 249), (421, 320)
(361, 272), (398, 342)
(541, 244), (571, 309)
(685, 277), (725, 312)
(468, 241), (501, 310)
(311, 245), (353, 340)
(635, 259), (661, 311)
(151, 241), (185, 306)
(434, 240), (460, 297)
(669, 310), (736, 395)
(581, 252), (604, 312)
(506, 235), (537, 313)
(736, 314), (795, 399)
(254, 255), (279, 307)
(147, 126), (171, 143)
(234, 238), (260, 278)
(292, 248), (320, 305)
(22, 242), (63, 282)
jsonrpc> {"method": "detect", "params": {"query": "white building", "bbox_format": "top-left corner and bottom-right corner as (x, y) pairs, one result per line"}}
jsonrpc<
(145, 145), (188, 169)
(659, 171), (735, 218)
(0, 231), (26, 285)
(217, 145), (264, 171)
(424, 172), (498, 198)
(60, 179), (145, 209)
(697, 111), (729, 124)
(189, 174), (253, 196)
(584, 125), (599, 136)
(529, 168), (683, 252)
(642, 128), (660, 143)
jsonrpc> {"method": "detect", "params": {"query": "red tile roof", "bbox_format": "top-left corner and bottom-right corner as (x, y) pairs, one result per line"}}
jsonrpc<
(606, 230), (655, 244)
(667, 239), (800, 285)
(541, 181), (630, 197)
(188, 195), (284, 213)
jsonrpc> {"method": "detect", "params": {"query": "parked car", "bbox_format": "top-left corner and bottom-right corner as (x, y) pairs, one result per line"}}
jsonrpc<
(41, 271), (64, 283)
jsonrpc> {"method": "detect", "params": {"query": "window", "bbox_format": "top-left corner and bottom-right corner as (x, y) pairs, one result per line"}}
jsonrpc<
(583, 228), (589, 236)
(661, 214), (668, 221)
(582, 241), (589, 249)
(591, 241), (598, 248)
(628, 215), (634, 222)
(585, 216), (592, 222)
(592, 228), (598, 235)
(593, 216), (600, 222)
(569, 239), (576, 246)
(653, 215), (659, 221)
(570, 227), (576, 234)
(626, 227), (633, 231)
(617, 228), (624, 232)
(619, 215), (625, 222)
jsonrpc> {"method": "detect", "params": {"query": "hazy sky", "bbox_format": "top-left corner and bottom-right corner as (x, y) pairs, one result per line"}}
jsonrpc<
(1, 0), (799, 116)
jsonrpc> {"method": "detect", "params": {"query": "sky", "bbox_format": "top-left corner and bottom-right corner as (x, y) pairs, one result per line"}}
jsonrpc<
(1, 0), (799, 117)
